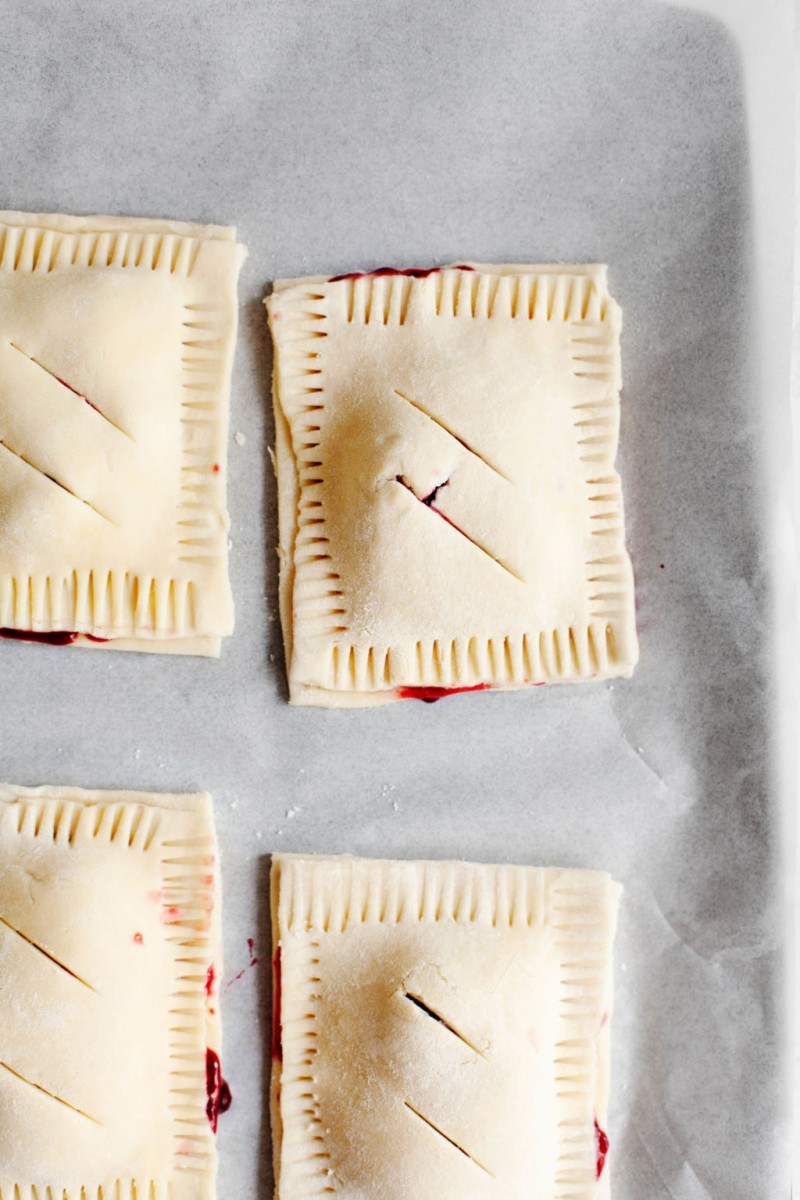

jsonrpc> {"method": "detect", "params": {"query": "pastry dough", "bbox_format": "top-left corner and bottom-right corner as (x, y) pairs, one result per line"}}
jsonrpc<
(271, 854), (620, 1200)
(0, 211), (245, 656)
(268, 263), (637, 704)
(0, 783), (224, 1200)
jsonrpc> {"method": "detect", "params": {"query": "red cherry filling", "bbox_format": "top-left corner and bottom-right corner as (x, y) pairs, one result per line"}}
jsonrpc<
(397, 684), (493, 703)
(205, 1048), (232, 1132)
(329, 264), (475, 283)
(205, 964), (215, 998)
(0, 629), (110, 645)
(272, 946), (282, 1061)
(226, 937), (260, 989)
(57, 377), (107, 425)
(1, 628), (78, 645)
(395, 474), (449, 508)
(595, 1118), (609, 1178)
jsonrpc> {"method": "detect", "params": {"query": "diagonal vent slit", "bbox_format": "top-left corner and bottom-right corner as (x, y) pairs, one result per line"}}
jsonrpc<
(403, 991), (486, 1057)
(404, 1101), (493, 1176)
(394, 476), (524, 584)
(392, 389), (510, 481)
(9, 342), (134, 440)
(0, 916), (97, 992)
(0, 440), (113, 523)
(0, 1061), (102, 1124)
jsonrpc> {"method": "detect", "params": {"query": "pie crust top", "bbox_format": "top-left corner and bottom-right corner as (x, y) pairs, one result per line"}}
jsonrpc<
(0, 211), (245, 657)
(268, 263), (637, 705)
(271, 853), (620, 1200)
(0, 783), (222, 1200)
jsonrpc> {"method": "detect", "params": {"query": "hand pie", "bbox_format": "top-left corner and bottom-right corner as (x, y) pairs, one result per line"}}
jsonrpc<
(267, 263), (637, 705)
(0, 783), (225, 1200)
(0, 211), (245, 656)
(271, 853), (620, 1199)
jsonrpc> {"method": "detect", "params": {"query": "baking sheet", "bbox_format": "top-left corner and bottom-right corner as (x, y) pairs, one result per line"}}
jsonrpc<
(0, 1), (795, 1197)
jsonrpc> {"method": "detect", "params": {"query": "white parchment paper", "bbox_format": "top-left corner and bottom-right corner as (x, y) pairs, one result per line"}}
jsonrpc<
(0, 1), (795, 1197)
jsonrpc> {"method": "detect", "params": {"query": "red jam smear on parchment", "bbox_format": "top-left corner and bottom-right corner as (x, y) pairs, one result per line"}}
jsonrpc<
(205, 1048), (232, 1132)
(226, 937), (259, 989)
(329, 264), (475, 283)
(595, 1118), (609, 1178)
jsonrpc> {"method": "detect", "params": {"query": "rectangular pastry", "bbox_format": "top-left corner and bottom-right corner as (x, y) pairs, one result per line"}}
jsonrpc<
(271, 853), (621, 1199)
(0, 211), (245, 656)
(0, 783), (225, 1200)
(267, 263), (637, 705)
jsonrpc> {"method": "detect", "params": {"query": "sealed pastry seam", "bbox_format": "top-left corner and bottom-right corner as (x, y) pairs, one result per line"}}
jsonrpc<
(272, 854), (620, 1200)
(0, 783), (222, 1200)
(0, 212), (246, 656)
(267, 263), (637, 705)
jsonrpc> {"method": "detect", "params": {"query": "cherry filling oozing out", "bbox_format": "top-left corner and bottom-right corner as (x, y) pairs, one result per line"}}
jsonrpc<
(594, 1119), (609, 1178)
(0, 629), (110, 645)
(397, 683), (493, 704)
(205, 1048), (232, 1133)
(393, 472), (451, 509)
(328, 264), (475, 283)
(0, 629), (79, 645)
(271, 946), (282, 1061)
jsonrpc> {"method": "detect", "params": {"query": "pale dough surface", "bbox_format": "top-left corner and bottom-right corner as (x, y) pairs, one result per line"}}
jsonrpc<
(0, 211), (245, 656)
(268, 264), (637, 705)
(271, 853), (620, 1200)
(0, 783), (221, 1200)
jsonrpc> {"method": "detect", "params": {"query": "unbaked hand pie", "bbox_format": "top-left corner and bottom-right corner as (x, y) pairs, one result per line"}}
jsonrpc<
(0, 211), (245, 656)
(271, 853), (620, 1200)
(267, 263), (637, 705)
(0, 783), (226, 1200)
